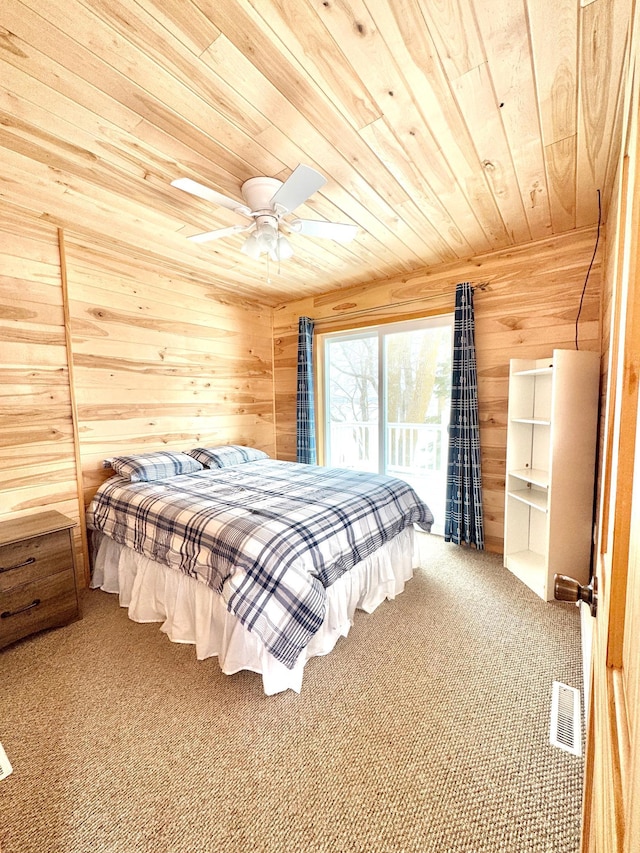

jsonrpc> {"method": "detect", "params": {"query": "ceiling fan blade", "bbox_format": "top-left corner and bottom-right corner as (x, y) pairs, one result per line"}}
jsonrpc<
(292, 218), (358, 243)
(188, 223), (253, 244)
(171, 178), (251, 217)
(270, 165), (326, 213)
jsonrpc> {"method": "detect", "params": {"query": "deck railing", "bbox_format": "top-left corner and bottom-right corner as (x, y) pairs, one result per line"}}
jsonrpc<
(328, 420), (447, 473)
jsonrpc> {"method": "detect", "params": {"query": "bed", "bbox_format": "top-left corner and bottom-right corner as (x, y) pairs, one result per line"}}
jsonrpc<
(86, 447), (434, 694)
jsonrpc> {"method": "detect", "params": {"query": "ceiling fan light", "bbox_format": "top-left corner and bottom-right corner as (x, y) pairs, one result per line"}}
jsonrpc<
(240, 233), (261, 260)
(255, 222), (278, 253)
(272, 234), (293, 260)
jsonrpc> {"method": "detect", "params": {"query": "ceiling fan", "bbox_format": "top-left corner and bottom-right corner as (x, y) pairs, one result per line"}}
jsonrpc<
(171, 164), (358, 261)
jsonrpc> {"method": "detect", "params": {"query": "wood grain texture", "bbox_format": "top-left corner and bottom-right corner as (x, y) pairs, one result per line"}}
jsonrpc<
(585, 4), (640, 842)
(0, 0), (631, 304)
(0, 210), (86, 583)
(576, 0), (630, 228)
(273, 228), (601, 553)
(61, 232), (277, 508)
(0, 0), (632, 576)
(1, 205), (277, 586)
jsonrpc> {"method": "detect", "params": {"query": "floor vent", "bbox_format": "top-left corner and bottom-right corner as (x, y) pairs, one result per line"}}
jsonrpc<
(550, 681), (582, 756)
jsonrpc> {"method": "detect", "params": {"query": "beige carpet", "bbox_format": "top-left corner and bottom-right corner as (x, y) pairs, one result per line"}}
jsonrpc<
(0, 534), (583, 853)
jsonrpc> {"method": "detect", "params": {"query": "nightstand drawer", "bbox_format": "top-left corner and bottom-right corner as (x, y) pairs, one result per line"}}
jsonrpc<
(0, 511), (80, 651)
(0, 570), (78, 648)
(0, 530), (73, 593)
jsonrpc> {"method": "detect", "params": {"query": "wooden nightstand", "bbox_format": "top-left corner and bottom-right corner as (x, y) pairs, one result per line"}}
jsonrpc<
(0, 511), (80, 650)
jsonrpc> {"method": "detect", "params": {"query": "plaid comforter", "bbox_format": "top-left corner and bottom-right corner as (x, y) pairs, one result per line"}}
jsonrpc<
(86, 460), (434, 668)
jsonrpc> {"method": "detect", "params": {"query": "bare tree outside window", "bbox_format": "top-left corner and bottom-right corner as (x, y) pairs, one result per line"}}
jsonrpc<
(386, 327), (451, 471)
(327, 336), (378, 466)
(324, 317), (453, 534)
(386, 328), (451, 423)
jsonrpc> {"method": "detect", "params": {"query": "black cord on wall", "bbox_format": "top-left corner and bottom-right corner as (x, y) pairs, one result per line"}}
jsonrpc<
(575, 189), (602, 350)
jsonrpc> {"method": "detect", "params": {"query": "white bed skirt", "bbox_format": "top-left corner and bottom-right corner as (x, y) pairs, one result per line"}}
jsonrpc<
(90, 527), (417, 695)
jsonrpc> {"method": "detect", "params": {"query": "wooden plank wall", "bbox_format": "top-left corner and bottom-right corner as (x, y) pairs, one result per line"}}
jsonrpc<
(63, 234), (276, 509)
(0, 208), (84, 574)
(272, 228), (602, 553)
(1, 208), (276, 585)
(1, 207), (601, 570)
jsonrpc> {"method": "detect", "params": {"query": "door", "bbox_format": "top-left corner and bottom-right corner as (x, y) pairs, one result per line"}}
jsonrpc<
(581, 22), (639, 849)
(321, 316), (453, 533)
(585, 393), (640, 852)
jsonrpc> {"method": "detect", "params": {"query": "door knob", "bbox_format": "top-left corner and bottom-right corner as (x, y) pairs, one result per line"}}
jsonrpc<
(554, 574), (597, 617)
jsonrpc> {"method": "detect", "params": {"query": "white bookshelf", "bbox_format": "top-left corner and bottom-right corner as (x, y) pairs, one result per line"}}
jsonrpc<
(503, 349), (600, 601)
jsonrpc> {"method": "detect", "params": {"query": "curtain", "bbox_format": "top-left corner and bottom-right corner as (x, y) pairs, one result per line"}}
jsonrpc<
(444, 283), (484, 548)
(296, 316), (317, 464)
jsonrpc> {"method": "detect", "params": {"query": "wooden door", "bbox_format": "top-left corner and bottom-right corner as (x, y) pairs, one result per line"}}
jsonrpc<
(584, 394), (640, 851)
(581, 12), (639, 849)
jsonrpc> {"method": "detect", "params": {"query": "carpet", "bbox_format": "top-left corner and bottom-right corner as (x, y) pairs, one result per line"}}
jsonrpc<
(0, 533), (583, 852)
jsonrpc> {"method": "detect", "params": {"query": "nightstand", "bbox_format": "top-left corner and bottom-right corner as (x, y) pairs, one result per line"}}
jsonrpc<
(0, 511), (80, 650)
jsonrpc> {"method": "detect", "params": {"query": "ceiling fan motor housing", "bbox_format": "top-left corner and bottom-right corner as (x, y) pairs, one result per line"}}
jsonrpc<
(240, 176), (283, 214)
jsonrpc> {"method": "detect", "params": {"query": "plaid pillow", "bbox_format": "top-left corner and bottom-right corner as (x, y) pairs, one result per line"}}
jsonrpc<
(188, 445), (269, 469)
(110, 451), (203, 482)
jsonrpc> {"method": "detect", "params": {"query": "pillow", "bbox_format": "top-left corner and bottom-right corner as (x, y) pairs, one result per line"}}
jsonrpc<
(188, 445), (269, 469)
(110, 451), (203, 482)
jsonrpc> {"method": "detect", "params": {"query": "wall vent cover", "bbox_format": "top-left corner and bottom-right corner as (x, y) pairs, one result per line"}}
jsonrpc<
(549, 681), (582, 756)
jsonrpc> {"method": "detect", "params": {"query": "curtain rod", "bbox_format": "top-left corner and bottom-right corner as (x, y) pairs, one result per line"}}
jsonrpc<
(311, 281), (489, 326)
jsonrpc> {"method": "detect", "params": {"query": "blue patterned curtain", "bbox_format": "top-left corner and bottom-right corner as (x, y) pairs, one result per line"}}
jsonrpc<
(296, 316), (317, 464)
(444, 283), (484, 548)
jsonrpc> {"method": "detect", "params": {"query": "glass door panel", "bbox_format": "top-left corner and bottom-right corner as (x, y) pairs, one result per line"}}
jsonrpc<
(323, 316), (452, 534)
(384, 323), (452, 534)
(325, 332), (379, 473)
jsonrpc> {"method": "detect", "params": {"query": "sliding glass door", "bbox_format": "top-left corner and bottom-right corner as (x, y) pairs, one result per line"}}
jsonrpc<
(322, 316), (453, 534)
(324, 330), (380, 471)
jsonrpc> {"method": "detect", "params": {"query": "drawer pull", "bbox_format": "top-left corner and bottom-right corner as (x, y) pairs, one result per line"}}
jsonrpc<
(0, 557), (36, 574)
(1, 599), (41, 619)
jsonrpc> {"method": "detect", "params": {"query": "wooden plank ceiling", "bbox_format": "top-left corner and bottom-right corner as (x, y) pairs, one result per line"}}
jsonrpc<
(0, 0), (630, 305)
